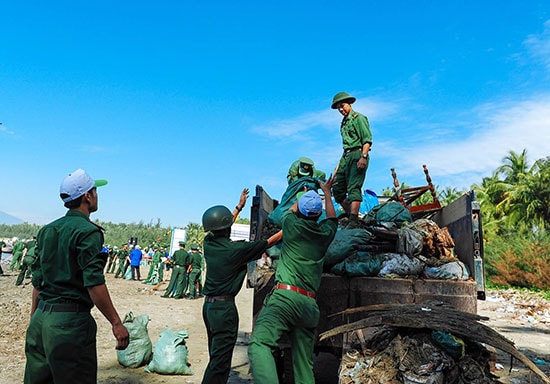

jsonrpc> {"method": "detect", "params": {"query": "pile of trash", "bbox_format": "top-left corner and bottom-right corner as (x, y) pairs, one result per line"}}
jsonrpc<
(320, 302), (550, 384)
(486, 289), (550, 326)
(257, 200), (470, 282)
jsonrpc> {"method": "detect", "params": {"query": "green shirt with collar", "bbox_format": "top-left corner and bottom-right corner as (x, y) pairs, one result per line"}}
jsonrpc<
(203, 235), (268, 297)
(171, 249), (189, 267)
(340, 110), (372, 150)
(188, 251), (203, 269)
(32, 210), (106, 309)
(275, 211), (338, 294)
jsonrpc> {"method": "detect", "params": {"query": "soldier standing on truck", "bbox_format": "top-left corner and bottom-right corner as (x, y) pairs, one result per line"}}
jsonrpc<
(331, 91), (372, 229)
(248, 176), (338, 384)
(200, 188), (283, 384)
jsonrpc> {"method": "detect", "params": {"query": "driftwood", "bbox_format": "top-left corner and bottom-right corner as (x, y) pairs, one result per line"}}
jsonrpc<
(320, 302), (550, 384)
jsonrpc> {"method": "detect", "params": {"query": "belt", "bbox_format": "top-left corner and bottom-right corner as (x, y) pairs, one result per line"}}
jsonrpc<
(273, 284), (316, 299)
(38, 301), (88, 312)
(204, 295), (235, 303)
(343, 146), (362, 155)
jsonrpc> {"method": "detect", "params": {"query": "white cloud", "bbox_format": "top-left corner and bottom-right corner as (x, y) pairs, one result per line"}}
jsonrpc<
(524, 19), (550, 71)
(379, 96), (550, 189)
(251, 99), (399, 140)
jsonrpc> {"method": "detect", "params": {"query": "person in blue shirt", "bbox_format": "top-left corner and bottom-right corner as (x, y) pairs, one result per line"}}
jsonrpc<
(129, 245), (143, 281)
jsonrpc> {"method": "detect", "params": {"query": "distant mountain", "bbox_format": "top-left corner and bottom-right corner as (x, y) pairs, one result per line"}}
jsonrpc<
(0, 210), (23, 225)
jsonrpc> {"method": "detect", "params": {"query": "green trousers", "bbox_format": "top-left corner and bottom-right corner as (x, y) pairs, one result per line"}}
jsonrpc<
(188, 268), (201, 298)
(25, 305), (97, 384)
(248, 289), (320, 384)
(333, 150), (368, 203)
(201, 300), (239, 384)
(114, 259), (127, 278)
(163, 266), (187, 297)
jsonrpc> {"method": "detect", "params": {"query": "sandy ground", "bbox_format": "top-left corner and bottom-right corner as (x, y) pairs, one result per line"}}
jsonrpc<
(0, 260), (549, 384)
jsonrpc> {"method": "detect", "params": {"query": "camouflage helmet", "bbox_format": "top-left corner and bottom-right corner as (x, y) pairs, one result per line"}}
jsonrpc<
(331, 91), (356, 109)
(202, 205), (233, 231)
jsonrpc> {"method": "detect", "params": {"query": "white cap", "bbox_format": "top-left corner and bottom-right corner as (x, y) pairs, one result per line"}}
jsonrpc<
(59, 168), (108, 203)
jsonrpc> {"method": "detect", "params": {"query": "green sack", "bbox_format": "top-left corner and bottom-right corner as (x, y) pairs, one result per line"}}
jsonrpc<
(330, 251), (385, 277)
(117, 312), (153, 368)
(145, 328), (193, 375)
(268, 176), (320, 228)
(324, 228), (372, 269)
(365, 201), (412, 226)
(431, 330), (465, 359)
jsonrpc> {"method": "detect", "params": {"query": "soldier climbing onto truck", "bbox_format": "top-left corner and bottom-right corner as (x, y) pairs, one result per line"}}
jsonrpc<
(248, 175), (338, 384)
(331, 91), (373, 229)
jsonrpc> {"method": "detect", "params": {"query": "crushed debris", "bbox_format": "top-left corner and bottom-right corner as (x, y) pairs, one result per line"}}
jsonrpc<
(320, 302), (550, 384)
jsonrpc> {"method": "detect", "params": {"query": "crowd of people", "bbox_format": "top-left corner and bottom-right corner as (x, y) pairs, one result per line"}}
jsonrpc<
(8, 91), (372, 384)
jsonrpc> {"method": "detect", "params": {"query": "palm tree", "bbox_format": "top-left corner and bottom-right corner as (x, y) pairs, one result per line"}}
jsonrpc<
(496, 149), (531, 184)
(185, 222), (206, 247)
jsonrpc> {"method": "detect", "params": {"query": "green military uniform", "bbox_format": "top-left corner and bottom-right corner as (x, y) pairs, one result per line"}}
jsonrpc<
(105, 246), (117, 273)
(16, 239), (36, 286)
(114, 247), (129, 278)
(25, 210), (107, 384)
(143, 248), (164, 285)
(333, 110), (372, 204)
(201, 235), (268, 384)
(0, 240), (5, 275)
(248, 211), (337, 384)
(187, 248), (203, 299)
(286, 157), (327, 185)
(10, 239), (25, 271)
(162, 246), (189, 298)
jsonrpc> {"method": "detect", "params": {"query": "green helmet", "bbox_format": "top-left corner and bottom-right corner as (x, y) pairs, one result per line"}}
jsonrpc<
(202, 205), (233, 231)
(331, 91), (356, 109)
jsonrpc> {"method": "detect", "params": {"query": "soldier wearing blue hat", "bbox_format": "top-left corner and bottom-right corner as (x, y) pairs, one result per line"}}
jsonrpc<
(249, 176), (338, 383)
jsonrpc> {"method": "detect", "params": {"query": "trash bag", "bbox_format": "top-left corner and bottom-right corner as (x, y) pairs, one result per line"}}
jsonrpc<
(361, 189), (380, 214)
(396, 226), (424, 257)
(145, 328), (193, 375)
(431, 330), (465, 359)
(324, 228), (373, 269)
(378, 253), (425, 277)
(365, 201), (412, 226)
(268, 177), (319, 228)
(330, 251), (385, 277)
(124, 265), (133, 280)
(333, 189), (380, 217)
(423, 261), (470, 280)
(117, 312), (153, 368)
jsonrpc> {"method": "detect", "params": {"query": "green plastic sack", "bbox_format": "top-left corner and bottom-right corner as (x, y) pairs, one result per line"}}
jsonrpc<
(268, 176), (320, 228)
(145, 328), (193, 375)
(330, 251), (385, 277)
(324, 228), (372, 269)
(431, 330), (465, 359)
(365, 201), (412, 226)
(117, 312), (152, 368)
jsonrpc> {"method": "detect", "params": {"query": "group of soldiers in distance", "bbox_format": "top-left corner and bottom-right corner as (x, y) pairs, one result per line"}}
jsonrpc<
(0, 236), (37, 285)
(104, 240), (204, 299)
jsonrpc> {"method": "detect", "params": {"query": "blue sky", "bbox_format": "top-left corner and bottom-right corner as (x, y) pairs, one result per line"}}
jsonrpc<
(1, 1), (549, 227)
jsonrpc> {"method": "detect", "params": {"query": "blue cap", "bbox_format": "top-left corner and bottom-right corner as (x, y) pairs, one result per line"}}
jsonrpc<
(298, 190), (323, 217)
